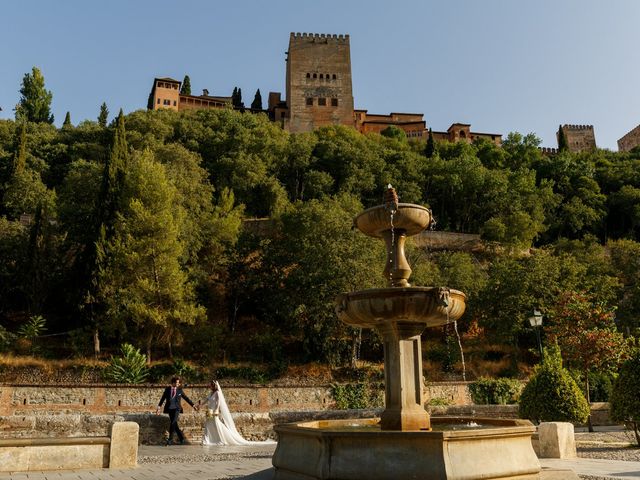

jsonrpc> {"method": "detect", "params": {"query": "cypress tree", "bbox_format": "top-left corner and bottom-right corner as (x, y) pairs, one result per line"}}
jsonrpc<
(98, 109), (129, 236)
(232, 87), (238, 107)
(180, 75), (192, 95)
(425, 128), (436, 158)
(86, 109), (129, 357)
(63, 111), (72, 128)
(558, 124), (569, 152)
(15, 67), (54, 124)
(251, 89), (263, 110)
(98, 102), (109, 127)
(237, 88), (243, 108)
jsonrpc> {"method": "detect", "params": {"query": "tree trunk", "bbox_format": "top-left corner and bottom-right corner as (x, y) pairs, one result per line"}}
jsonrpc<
(93, 327), (100, 359)
(350, 329), (362, 369)
(146, 335), (153, 364)
(585, 372), (594, 432)
(168, 339), (173, 359)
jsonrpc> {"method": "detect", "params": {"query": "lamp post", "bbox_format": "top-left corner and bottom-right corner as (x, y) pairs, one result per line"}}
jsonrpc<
(528, 309), (543, 360)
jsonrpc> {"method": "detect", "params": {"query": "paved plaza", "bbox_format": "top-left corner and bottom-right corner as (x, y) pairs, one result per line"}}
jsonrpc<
(1, 443), (640, 480)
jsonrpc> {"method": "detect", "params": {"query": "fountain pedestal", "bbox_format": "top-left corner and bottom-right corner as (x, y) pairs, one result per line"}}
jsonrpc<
(378, 322), (429, 430)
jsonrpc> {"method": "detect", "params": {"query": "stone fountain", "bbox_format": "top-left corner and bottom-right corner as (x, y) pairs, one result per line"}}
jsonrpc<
(272, 186), (541, 480)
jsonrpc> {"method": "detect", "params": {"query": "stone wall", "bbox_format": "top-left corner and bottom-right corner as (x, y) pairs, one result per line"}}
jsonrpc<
(414, 231), (483, 252)
(0, 384), (335, 417)
(0, 382), (473, 417)
(618, 124), (640, 152)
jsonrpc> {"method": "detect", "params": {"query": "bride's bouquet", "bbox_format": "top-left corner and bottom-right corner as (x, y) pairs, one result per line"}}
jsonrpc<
(206, 409), (219, 418)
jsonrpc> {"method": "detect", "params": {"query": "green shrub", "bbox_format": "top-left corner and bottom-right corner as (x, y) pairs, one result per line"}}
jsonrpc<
(16, 315), (47, 354)
(427, 396), (452, 407)
(214, 364), (286, 384)
(147, 358), (206, 384)
(570, 370), (614, 403)
(469, 377), (523, 405)
(104, 343), (149, 384)
(331, 382), (383, 409)
(519, 351), (589, 424)
(610, 351), (640, 445)
(0, 325), (15, 352)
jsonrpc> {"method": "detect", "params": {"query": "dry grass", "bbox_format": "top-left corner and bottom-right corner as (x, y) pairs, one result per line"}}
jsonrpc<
(285, 363), (333, 382)
(0, 354), (107, 372)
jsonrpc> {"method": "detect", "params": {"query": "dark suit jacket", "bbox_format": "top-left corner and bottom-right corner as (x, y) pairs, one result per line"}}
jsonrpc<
(158, 387), (194, 414)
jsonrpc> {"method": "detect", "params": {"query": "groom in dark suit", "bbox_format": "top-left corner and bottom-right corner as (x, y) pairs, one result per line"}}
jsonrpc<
(156, 376), (198, 445)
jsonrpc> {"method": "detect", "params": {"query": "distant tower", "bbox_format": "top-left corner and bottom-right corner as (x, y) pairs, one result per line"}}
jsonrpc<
(285, 32), (355, 133)
(557, 124), (596, 152)
(149, 78), (181, 111)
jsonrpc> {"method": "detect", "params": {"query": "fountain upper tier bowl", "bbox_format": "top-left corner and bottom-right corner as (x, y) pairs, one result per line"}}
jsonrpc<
(355, 203), (431, 237)
(336, 287), (466, 329)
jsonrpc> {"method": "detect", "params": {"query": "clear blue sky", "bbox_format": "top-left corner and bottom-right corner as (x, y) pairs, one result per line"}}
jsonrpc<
(1, 0), (639, 150)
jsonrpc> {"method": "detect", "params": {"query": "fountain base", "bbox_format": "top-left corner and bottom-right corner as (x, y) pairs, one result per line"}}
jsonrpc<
(273, 417), (542, 480)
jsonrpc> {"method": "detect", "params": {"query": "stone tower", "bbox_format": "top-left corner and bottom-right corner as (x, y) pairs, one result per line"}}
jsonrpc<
(150, 78), (181, 111)
(285, 32), (355, 133)
(558, 124), (596, 152)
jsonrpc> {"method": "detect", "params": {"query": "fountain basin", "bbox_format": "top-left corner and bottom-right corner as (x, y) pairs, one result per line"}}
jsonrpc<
(355, 203), (431, 237)
(272, 417), (540, 480)
(335, 287), (466, 329)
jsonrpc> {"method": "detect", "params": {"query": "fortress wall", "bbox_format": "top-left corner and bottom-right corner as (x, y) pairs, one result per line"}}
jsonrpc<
(618, 124), (640, 152)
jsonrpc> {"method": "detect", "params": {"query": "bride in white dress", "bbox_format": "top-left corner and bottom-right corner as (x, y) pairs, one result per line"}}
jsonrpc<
(200, 380), (275, 446)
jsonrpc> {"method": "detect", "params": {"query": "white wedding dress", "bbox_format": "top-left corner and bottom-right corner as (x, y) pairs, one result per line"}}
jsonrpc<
(201, 382), (275, 446)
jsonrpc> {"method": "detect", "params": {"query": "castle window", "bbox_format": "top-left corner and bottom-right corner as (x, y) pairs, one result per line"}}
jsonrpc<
(313, 73), (317, 78)
(332, 74), (337, 79)
(173, 101), (177, 106)
(331, 98), (338, 107)
(306, 97), (313, 106)
(318, 97), (326, 106)
(281, 112), (285, 118)
(326, 74), (329, 80)
(306, 73), (310, 78)
(320, 74), (324, 79)
(163, 99), (170, 105)
(157, 98), (161, 104)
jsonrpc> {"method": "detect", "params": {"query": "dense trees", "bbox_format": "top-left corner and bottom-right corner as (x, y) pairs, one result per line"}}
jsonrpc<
(1, 105), (640, 367)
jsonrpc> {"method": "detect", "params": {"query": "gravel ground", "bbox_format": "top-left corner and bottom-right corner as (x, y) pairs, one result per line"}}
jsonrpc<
(139, 450), (273, 465)
(576, 430), (640, 462)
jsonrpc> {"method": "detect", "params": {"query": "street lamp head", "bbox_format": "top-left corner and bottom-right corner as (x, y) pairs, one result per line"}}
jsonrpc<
(528, 309), (543, 327)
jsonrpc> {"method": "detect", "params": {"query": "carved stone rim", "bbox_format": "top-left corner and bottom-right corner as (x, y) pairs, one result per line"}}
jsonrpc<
(354, 203), (431, 238)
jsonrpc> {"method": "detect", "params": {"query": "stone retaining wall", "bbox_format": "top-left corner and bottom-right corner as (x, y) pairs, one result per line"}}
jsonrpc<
(0, 382), (472, 417)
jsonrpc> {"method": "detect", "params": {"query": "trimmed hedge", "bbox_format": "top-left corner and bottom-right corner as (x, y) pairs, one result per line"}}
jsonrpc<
(469, 377), (523, 405)
(610, 351), (640, 445)
(519, 356), (589, 424)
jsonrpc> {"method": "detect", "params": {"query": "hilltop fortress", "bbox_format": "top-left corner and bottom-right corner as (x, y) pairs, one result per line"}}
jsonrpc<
(149, 32), (631, 152)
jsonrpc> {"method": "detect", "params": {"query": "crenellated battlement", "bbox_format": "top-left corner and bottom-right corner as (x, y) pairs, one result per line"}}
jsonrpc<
(562, 124), (594, 131)
(539, 147), (559, 155)
(289, 32), (350, 44)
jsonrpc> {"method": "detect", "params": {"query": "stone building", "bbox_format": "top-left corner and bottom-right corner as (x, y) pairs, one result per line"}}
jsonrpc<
(281, 33), (355, 133)
(148, 77), (231, 112)
(148, 33), (502, 144)
(431, 123), (502, 145)
(558, 124), (597, 152)
(354, 110), (427, 139)
(618, 124), (640, 152)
